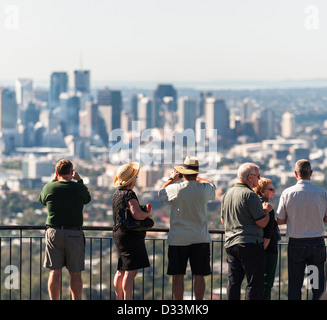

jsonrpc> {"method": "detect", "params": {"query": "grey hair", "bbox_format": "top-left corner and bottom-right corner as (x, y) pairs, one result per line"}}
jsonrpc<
(237, 162), (259, 182)
(295, 159), (311, 179)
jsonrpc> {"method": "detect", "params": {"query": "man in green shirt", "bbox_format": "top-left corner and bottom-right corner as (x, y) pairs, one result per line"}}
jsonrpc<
(221, 162), (271, 300)
(39, 159), (91, 300)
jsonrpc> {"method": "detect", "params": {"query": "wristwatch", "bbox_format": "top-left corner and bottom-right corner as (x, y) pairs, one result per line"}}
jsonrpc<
(168, 177), (174, 182)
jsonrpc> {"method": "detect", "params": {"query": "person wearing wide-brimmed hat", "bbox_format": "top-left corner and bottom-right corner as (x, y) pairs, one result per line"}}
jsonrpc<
(158, 156), (216, 300)
(112, 162), (152, 300)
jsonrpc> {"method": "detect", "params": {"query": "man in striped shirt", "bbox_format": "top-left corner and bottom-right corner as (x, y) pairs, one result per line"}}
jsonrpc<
(276, 159), (327, 300)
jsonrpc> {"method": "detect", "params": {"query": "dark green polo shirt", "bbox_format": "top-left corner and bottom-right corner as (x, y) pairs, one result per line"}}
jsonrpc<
(39, 180), (91, 227)
(221, 183), (266, 248)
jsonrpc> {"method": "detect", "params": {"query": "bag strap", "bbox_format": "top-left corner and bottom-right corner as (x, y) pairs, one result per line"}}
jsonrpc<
(122, 189), (132, 210)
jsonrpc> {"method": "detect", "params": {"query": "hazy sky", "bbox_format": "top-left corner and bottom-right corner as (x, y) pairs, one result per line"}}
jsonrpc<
(1, 0), (327, 84)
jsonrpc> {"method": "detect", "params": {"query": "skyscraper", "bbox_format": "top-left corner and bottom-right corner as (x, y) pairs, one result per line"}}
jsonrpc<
(153, 84), (177, 127)
(97, 87), (111, 105)
(281, 111), (295, 138)
(74, 70), (90, 93)
(178, 97), (196, 131)
(80, 102), (99, 137)
(15, 78), (33, 110)
(59, 93), (80, 137)
(50, 72), (68, 107)
(0, 89), (18, 129)
(205, 97), (229, 139)
(138, 96), (153, 131)
(96, 87), (122, 130)
(109, 90), (122, 130)
(241, 98), (253, 123)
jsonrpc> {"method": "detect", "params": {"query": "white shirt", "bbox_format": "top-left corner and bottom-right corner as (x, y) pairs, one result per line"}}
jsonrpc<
(276, 180), (327, 238)
(159, 180), (216, 245)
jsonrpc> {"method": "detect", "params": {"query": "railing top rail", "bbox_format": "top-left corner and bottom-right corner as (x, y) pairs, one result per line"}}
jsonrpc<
(0, 225), (226, 234)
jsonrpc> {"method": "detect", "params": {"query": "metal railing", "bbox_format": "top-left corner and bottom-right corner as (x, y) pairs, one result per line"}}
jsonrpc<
(0, 225), (312, 300)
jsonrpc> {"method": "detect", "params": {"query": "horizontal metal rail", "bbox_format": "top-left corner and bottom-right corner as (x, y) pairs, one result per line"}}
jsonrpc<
(0, 226), (320, 300)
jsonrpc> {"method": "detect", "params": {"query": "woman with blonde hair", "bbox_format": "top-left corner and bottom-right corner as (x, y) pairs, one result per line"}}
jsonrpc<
(254, 177), (280, 300)
(112, 162), (152, 300)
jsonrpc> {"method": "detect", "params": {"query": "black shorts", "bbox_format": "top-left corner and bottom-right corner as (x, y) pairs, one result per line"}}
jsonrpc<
(167, 243), (211, 276)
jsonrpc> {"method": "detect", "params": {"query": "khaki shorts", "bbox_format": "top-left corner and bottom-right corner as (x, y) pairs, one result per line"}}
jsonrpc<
(44, 227), (85, 272)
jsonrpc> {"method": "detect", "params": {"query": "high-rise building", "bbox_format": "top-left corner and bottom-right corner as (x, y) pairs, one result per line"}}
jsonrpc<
(130, 94), (138, 121)
(98, 105), (112, 143)
(80, 102), (99, 137)
(97, 87), (111, 105)
(96, 88), (122, 130)
(0, 89), (18, 129)
(74, 70), (90, 93)
(50, 72), (68, 107)
(138, 96), (153, 131)
(281, 111), (295, 138)
(110, 90), (122, 130)
(177, 97), (197, 131)
(153, 84), (177, 127)
(261, 108), (275, 139)
(199, 91), (212, 117)
(15, 78), (33, 111)
(241, 98), (253, 123)
(59, 93), (80, 137)
(205, 97), (229, 139)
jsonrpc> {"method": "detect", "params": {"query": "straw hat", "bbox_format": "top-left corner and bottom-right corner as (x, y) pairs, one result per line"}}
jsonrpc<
(114, 162), (140, 187)
(174, 156), (200, 175)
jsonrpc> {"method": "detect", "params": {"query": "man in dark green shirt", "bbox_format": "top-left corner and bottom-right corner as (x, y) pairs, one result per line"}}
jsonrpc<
(221, 162), (271, 300)
(39, 159), (91, 300)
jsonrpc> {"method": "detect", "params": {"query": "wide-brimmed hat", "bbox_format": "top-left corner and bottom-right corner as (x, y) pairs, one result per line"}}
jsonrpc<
(174, 156), (200, 175)
(114, 162), (140, 187)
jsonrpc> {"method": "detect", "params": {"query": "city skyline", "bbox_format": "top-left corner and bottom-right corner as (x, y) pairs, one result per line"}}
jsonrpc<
(1, 0), (327, 87)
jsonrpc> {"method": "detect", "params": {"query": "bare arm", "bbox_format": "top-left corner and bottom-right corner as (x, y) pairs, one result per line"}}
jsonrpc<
(264, 238), (271, 250)
(128, 199), (152, 220)
(158, 170), (181, 196)
(255, 202), (272, 228)
(277, 218), (287, 225)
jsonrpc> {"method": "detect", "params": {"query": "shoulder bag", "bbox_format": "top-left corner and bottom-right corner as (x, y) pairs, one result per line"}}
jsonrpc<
(118, 191), (154, 231)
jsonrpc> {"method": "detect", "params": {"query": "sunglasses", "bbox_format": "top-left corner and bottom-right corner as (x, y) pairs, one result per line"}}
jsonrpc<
(249, 174), (260, 179)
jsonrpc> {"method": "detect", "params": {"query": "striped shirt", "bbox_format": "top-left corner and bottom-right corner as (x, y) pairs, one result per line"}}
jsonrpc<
(276, 180), (327, 238)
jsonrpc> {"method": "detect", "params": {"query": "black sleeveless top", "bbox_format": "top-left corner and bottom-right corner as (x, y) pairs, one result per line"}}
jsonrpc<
(112, 189), (145, 237)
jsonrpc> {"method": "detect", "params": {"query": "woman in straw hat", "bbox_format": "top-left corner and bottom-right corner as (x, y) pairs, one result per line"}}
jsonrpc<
(112, 162), (152, 300)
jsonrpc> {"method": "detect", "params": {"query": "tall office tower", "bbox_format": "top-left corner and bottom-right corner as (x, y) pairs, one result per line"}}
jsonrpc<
(153, 84), (177, 127)
(98, 105), (112, 143)
(15, 78), (33, 111)
(0, 89), (18, 129)
(281, 111), (295, 138)
(96, 88), (122, 130)
(130, 94), (138, 121)
(59, 93), (80, 137)
(74, 70), (90, 93)
(199, 91), (212, 117)
(205, 97), (229, 139)
(23, 102), (39, 126)
(138, 96), (153, 131)
(80, 102), (99, 137)
(178, 97), (196, 131)
(241, 98), (253, 123)
(97, 87), (111, 105)
(50, 72), (68, 107)
(260, 108), (275, 139)
(109, 90), (122, 130)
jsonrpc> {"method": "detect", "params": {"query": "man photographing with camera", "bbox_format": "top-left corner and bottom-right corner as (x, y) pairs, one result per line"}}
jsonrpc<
(158, 156), (216, 300)
(39, 159), (91, 300)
